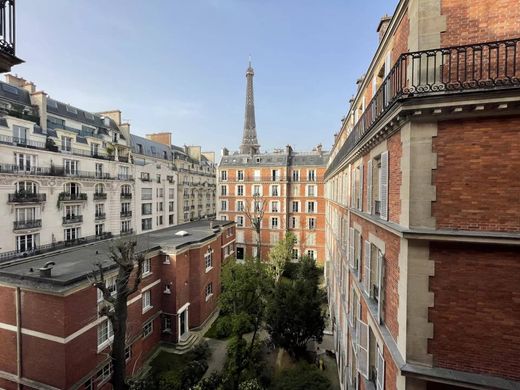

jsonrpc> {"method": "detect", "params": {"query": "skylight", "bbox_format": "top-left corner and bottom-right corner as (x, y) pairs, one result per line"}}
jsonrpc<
(175, 230), (189, 237)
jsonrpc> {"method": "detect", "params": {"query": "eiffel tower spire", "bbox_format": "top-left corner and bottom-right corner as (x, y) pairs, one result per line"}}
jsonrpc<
(240, 57), (260, 155)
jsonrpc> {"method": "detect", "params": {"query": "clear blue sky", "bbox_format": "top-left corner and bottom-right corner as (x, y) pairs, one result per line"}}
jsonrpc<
(16, 0), (397, 154)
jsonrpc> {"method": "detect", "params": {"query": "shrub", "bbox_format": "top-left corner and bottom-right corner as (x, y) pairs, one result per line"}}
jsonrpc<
(191, 340), (210, 361)
(271, 363), (331, 390)
(215, 316), (233, 339)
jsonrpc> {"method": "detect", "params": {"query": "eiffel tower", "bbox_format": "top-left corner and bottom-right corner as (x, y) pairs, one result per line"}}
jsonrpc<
(239, 59), (260, 155)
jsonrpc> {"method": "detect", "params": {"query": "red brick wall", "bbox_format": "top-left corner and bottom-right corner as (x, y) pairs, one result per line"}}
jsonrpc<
(441, 0), (520, 46)
(428, 242), (520, 380)
(21, 291), (65, 337)
(0, 286), (15, 325)
(433, 117), (520, 232)
(22, 335), (66, 388)
(0, 329), (16, 375)
(387, 132), (402, 225)
(351, 214), (401, 342)
(392, 12), (410, 64)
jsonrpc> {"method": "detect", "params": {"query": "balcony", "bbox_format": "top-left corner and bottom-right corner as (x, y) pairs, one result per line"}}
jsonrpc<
(117, 174), (133, 181)
(120, 210), (132, 218)
(120, 229), (134, 236)
(95, 213), (106, 221)
(8, 192), (46, 203)
(62, 215), (83, 225)
(140, 176), (151, 182)
(13, 219), (42, 231)
(120, 192), (132, 200)
(58, 192), (88, 203)
(326, 38), (520, 177)
(0, 0), (23, 73)
(94, 192), (107, 200)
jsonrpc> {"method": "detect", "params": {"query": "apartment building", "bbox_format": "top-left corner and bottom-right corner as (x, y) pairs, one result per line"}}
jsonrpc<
(325, 1), (520, 389)
(130, 135), (178, 233)
(0, 75), (135, 262)
(143, 133), (217, 224)
(217, 61), (329, 262)
(218, 146), (328, 262)
(0, 220), (235, 390)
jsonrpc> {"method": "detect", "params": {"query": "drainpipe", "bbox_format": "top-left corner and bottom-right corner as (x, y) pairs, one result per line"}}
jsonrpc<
(15, 287), (22, 390)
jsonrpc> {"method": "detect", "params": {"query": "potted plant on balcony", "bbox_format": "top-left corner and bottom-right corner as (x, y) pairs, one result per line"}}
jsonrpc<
(45, 137), (59, 152)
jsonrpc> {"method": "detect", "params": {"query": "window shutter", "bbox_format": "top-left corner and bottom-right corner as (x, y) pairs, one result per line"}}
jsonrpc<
(385, 52), (391, 77)
(377, 345), (385, 390)
(359, 164), (364, 211)
(349, 228), (355, 268)
(372, 76), (377, 98)
(357, 319), (369, 379)
(348, 288), (354, 327)
(356, 232), (362, 280)
(367, 160), (373, 214)
(377, 251), (384, 324)
(363, 241), (371, 295)
(350, 166), (355, 207)
(380, 151), (389, 221)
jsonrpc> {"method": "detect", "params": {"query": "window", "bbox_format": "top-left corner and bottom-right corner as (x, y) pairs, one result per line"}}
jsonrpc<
(90, 143), (100, 156)
(13, 125), (28, 143)
(220, 171), (227, 181)
(16, 180), (37, 194)
(64, 227), (80, 242)
(121, 185), (131, 196)
(291, 217), (298, 229)
(141, 172), (150, 181)
(307, 250), (315, 260)
(205, 248), (213, 270)
(271, 185), (279, 196)
(307, 201), (316, 213)
(253, 169), (261, 181)
(64, 182), (80, 195)
(169, 201), (174, 212)
(142, 218), (152, 231)
(271, 169), (280, 181)
(205, 282), (213, 301)
(253, 185), (261, 196)
(292, 201), (299, 212)
(235, 215), (244, 227)
(119, 166), (130, 180)
(141, 188), (152, 200)
(237, 185), (244, 196)
(271, 201), (279, 213)
(271, 217), (279, 229)
(349, 228), (361, 276)
(157, 202), (164, 212)
(121, 220), (131, 233)
(292, 170), (300, 182)
(221, 185), (227, 196)
(137, 144), (143, 154)
(15, 233), (39, 253)
(142, 290), (152, 312)
(95, 224), (104, 236)
(96, 362), (112, 385)
(141, 203), (152, 215)
(220, 200), (227, 211)
(292, 248), (299, 260)
(163, 316), (172, 332)
(157, 215), (163, 225)
(307, 185), (316, 197)
(237, 170), (244, 181)
(143, 320), (153, 338)
(237, 200), (244, 212)
(308, 217), (316, 230)
(64, 159), (79, 175)
(15, 207), (37, 223)
(156, 174), (161, 184)
(95, 163), (104, 178)
(83, 378), (93, 390)
(61, 136), (72, 152)
(367, 152), (389, 220)
(352, 164), (364, 210)
(169, 188), (175, 199)
(307, 170), (316, 182)
(142, 258), (152, 276)
(66, 105), (77, 114)
(97, 319), (113, 348)
(14, 152), (36, 171)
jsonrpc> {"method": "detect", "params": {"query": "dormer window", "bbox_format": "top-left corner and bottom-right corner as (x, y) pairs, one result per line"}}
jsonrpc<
(66, 105), (77, 114)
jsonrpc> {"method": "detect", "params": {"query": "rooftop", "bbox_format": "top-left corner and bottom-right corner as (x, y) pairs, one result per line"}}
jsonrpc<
(0, 220), (233, 293)
(219, 149), (330, 167)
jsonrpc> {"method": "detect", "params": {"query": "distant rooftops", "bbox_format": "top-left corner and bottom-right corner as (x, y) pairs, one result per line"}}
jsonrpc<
(219, 146), (330, 167)
(0, 220), (233, 293)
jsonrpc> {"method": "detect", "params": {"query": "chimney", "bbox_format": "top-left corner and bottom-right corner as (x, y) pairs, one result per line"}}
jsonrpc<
(221, 148), (229, 157)
(23, 81), (36, 94)
(285, 144), (293, 156)
(146, 132), (172, 146)
(5, 74), (26, 87)
(39, 261), (55, 277)
(316, 144), (323, 155)
(377, 15), (392, 42)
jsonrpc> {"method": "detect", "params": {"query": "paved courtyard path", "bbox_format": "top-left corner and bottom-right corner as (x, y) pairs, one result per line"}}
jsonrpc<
(203, 337), (229, 379)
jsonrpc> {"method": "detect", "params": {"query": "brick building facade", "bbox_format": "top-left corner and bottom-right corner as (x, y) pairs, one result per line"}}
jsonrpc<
(325, 0), (520, 389)
(0, 220), (235, 389)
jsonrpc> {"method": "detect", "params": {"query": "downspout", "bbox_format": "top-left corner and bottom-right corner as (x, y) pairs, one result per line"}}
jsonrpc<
(15, 287), (22, 390)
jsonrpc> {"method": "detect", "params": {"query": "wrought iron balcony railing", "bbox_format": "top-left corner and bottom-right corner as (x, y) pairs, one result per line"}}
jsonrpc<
(93, 192), (107, 200)
(95, 213), (106, 221)
(327, 38), (520, 177)
(13, 219), (42, 231)
(120, 228), (134, 236)
(120, 210), (132, 218)
(120, 192), (132, 199)
(63, 215), (83, 224)
(8, 192), (46, 203)
(58, 192), (87, 202)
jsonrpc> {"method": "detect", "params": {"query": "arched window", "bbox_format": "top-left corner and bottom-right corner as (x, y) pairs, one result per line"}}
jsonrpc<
(121, 184), (131, 195)
(95, 183), (104, 195)
(64, 182), (80, 195)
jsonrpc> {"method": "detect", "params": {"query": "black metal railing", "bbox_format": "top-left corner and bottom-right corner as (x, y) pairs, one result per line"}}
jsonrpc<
(0, 0), (16, 56)
(120, 229), (134, 236)
(120, 210), (132, 218)
(62, 215), (83, 224)
(13, 219), (42, 230)
(58, 192), (88, 202)
(327, 38), (520, 177)
(8, 192), (46, 203)
(93, 192), (107, 200)
(0, 232), (113, 263)
(120, 192), (132, 199)
(95, 213), (106, 220)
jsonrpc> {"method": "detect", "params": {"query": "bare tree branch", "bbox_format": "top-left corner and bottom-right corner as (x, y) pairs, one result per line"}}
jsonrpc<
(90, 262), (116, 305)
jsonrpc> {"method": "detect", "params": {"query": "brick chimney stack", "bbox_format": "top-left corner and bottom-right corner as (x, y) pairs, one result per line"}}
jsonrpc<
(377, 14), (392, 42)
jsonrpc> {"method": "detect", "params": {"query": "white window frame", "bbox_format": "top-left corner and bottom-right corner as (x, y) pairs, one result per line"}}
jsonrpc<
(142, 290), (152, 313)
(142, 258), (152, 276)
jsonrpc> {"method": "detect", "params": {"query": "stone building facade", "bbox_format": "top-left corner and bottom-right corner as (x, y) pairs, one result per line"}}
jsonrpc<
(325, 1), (520, 389)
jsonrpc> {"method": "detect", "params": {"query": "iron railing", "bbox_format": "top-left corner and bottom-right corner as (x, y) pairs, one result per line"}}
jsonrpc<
(13, 219), (42, 230)
(93, 192), (107, 200)
(62, 215), (83, 224)
(120, 193), (132, 199)
(0, 163), (133, 181)
(8, 192), (46, 203)
(120, 229), (134, 236)
(95, 213), (106, 220)
(0, 0), (16, 57)
(0, 232), (113, 263)
(120, 210), (132, 218)
(58, 192), (88, 202)
(327, 38), (520, 177)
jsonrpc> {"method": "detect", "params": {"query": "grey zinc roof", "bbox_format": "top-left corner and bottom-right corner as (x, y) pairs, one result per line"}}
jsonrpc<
(46, 98), (120, 131)
(130, 134), (173, 161)
(0, 220), (233, 293)
(219, 151), (330, 167)
(0, 81), (32, 106)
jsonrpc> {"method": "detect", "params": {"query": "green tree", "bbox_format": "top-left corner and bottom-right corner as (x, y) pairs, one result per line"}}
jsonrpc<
(265, 258), (325, 358)
(267, 232), (297, 283)
(272, 363), (331, 390)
